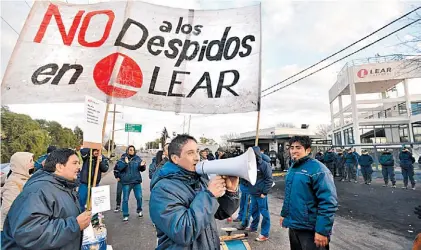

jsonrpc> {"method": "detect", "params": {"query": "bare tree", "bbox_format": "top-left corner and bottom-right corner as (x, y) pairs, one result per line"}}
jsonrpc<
(220, 133), (240, 148)
(315, 124), (332, 139)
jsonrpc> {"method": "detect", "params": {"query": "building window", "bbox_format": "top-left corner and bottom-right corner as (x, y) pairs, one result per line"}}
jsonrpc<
(399, 124), (409, 142)
(413, 123), (421, 142)
(343, 128), (354, 145)
(334, 132), (342, 145)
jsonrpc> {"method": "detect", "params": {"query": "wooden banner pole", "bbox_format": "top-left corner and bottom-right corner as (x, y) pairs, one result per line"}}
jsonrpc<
(86, 149), (93, 210)
(87, 103), (110, 211)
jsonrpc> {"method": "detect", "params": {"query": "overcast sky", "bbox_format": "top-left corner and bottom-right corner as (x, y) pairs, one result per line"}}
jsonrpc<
(1, 0), (420, 147)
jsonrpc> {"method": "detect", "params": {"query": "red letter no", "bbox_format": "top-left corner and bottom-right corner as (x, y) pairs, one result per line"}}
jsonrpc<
(34, 3), (114, 48)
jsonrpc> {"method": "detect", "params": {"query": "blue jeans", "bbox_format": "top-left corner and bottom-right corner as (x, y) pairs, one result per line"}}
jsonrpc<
(250, 195), (271, 237)
(237, 189), (248, 221)
(401, 166), (415, 187)
(78, 183), (88, 212)
(240, 193), (251, 227)
(122, 183), (143, 217)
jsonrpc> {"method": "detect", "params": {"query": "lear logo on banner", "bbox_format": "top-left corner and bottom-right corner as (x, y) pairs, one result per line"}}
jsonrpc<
(93, 53), (143, 98)
(357, 67), (392, 79)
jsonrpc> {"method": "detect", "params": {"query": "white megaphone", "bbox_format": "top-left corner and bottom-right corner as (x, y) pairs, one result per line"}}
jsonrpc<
(195, 147), (257, 185)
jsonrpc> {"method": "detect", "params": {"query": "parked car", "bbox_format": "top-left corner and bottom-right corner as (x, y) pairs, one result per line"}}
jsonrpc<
(1, 163), (11, 187)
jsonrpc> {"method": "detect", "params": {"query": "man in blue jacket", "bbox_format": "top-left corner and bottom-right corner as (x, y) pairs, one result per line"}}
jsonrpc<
(399, 146), (416, 190)
(358, 150), (374, 185)
(2, 148), (92, 250)
(379, 149), (396, 188)
(323, 148), (336, 176)
(78, 148), (109, 211)
(149, 134), (239, 249)
(344, 148), (358, 183)
(237, 147), (273, 242)
(280, 136), (338, 249)
(115, 145), (146, 222)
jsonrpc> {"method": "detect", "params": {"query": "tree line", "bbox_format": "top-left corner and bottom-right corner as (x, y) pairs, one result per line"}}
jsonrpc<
(1, 106), (83, 163)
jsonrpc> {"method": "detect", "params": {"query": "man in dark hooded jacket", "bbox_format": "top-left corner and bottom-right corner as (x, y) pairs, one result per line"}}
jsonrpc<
(149, 134), (239, 249)
(399, 146), (416, 190)
(379, 149), (396, 188)
(358, 150), (374, 185)
(78, 148), (109, 211)
(2, 149), (92, 250)
(323, 148), (336, 175)
(237, 146), (273, 242)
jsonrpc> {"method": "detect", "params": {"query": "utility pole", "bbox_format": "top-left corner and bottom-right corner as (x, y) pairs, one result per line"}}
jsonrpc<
(187, 115), (191, 134)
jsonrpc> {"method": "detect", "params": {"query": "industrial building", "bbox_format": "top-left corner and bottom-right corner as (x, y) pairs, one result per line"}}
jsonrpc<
(329, 55), (421, 147)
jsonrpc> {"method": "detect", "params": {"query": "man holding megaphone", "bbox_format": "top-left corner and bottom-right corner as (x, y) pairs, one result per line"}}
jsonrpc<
(149, 134), (240, 250)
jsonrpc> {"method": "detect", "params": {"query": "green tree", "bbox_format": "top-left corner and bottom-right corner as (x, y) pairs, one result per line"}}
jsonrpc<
(1, 108), (51, 162)
(74, 126), (83, 142)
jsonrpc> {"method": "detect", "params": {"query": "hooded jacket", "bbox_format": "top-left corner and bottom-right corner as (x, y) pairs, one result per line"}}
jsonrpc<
(79, 148), (109, 185)
(399, 150), (415, 167)
(379, 152), (394, 167)
(1, 170), (81, 249)
(1, 152), (33, 231)
(358, 153), (373, 167)
(245, 147), (273, 196)
(149, 161), (239, 249)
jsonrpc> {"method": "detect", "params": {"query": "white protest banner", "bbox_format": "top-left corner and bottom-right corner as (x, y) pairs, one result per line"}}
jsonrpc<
(83, 95), (106, 149)
(91, 185), (111, 215)
(1, 1), (261, 114)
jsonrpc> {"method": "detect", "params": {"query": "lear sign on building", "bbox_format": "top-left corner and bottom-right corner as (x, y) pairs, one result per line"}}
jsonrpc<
(1, 1), (261, 114)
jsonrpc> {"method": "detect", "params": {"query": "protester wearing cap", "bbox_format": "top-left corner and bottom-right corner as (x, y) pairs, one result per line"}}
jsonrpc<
(358, 150), (374, 185)
(399, 146), (416, 190)
(344, 148), (358, 183)
(379, 149), (396, 188)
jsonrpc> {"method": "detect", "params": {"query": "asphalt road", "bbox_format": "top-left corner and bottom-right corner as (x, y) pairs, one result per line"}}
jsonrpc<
(101, 155), (419, 250)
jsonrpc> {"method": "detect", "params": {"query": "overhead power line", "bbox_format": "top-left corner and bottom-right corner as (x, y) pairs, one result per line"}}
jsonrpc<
(262, 18), (421, 98)
(1, 16), (19, 36)
(261, 6), (421, 94)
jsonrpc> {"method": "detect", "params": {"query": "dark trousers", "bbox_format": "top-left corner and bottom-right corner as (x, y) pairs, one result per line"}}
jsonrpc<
(401, 166), (415, 187)
(289, 229), (329, 250)
(326, 162), (335, 175)
(360, 166), (372, 183)
(116, 181), (123, 206)
(382, 166), (395, 185)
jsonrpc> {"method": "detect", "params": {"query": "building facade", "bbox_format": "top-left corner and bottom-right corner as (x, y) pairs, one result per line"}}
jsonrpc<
(329, 55), (421, 146)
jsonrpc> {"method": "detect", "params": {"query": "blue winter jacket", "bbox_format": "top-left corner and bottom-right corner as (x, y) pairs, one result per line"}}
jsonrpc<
(399, 151), (415, 167)
(79, 148), (109, 185)
(315, 153), (324, 163)
(148, 157), (157, 180)
(262, 153), (271, 164)
(245, 149), (273, 196)
(149, 161), (239, 250)
(1, 170), (81, 250)
(115, 153), (146, 185)
(281, 156), (338, 237)
(344, 152), (358, 165)
(358, 154), (373, 167)
(323, 152), (336, 164)
(34, 154), (48, 171)
(336, 153), (345, 168)
(379, 152), (394, 167)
